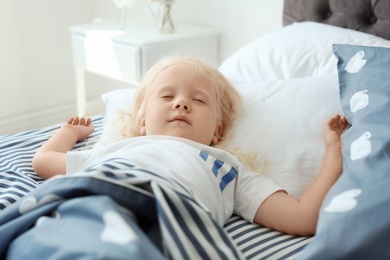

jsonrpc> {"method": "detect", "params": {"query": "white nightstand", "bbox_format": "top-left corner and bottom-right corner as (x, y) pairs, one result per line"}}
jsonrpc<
(69, 22), (219, 116)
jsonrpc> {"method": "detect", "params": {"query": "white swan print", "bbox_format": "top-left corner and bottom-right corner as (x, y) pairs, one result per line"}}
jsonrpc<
(345, 51), (366, 73)
(350, 132), (372, 161)
(350, 90), (369, 113)
(101, 210), (138, 245)
(19, 194), (62, 214)
(324, 189), (362, 213)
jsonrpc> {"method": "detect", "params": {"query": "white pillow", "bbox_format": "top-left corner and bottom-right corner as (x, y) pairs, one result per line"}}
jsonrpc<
(228, 75), (342, 198)
(219, 22), (390, 85)
(96, 74), (342, 198)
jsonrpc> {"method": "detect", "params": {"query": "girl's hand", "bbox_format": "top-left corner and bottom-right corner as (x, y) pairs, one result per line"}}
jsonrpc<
(62, 116), (94, 141)
(324, 114), (349, 152)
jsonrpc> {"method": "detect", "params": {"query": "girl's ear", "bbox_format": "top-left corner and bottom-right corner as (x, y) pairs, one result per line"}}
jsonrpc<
(139, 115), (146, 135)
(211, 122), (223, 145)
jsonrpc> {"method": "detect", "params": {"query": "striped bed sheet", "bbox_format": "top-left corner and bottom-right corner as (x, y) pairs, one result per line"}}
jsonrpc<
(0, 115), (313, 259)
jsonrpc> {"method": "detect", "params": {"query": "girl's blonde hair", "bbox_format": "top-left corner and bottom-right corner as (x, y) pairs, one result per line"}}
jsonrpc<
(121, 56), (241, 147)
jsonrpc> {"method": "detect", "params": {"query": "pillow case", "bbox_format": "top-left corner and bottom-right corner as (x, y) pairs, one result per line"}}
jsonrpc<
(93, 88), (136, 150)
(97, 74), (343, 198)
(228, 75), (342, 198)
(300, 45), (390, 258)
(219, 22), (390, 85)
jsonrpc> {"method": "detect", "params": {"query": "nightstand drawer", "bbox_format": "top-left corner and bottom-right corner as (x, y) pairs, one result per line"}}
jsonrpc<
(71, 34), (141, 83)
(111, 41), (141, 83)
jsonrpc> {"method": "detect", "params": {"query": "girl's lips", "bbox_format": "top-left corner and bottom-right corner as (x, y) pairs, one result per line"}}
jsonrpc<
(170, 115), (191, 125)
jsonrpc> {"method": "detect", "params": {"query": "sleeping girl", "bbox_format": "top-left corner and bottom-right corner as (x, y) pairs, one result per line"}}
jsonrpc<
(32, 56), (348, 238)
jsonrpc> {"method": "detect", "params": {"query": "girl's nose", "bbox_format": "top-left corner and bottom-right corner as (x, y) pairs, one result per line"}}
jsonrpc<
(173, 98), (191, 111)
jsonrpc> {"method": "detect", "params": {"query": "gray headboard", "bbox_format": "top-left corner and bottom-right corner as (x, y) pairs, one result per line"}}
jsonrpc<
(283, 0), (390, 40)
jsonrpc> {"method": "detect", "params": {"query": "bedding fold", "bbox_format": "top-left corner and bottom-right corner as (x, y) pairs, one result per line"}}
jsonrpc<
(0, 158), (243, 259)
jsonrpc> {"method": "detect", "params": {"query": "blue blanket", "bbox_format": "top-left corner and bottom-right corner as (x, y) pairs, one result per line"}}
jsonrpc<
(0, 158), (243, 259)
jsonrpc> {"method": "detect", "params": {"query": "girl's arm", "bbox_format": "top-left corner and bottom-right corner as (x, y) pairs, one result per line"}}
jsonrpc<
(32, 117), (94, 180)
(254, 114), (348, 236)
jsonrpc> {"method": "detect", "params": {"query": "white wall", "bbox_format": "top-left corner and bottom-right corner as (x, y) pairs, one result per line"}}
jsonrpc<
(176, 0), (284, 62)
(0, 0), (283, 135)
(0, 0), (95, 135)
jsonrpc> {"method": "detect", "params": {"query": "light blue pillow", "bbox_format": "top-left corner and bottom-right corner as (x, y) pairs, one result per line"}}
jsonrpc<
(300, 44), (390, 258)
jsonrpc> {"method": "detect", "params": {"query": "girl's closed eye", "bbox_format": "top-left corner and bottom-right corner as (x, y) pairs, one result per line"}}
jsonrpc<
(193, 94), (210, 104)
(193, 98), (206, 104)
(160, 93), (174, 99)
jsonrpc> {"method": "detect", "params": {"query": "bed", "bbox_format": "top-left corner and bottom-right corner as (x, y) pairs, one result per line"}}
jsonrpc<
(1, 0), (390, 259)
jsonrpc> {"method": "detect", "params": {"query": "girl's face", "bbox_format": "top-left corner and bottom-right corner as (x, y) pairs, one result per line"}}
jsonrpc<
(140, 64), (222, 146)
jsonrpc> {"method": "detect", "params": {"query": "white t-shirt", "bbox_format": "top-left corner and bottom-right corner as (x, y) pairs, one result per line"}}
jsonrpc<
(66, 136), (283, 225)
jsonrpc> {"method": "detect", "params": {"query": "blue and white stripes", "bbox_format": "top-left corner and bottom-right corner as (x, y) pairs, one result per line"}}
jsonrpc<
(199, 150), (238, 192)
(0, 116), (104, 210)
(225, 215), (313, 259)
